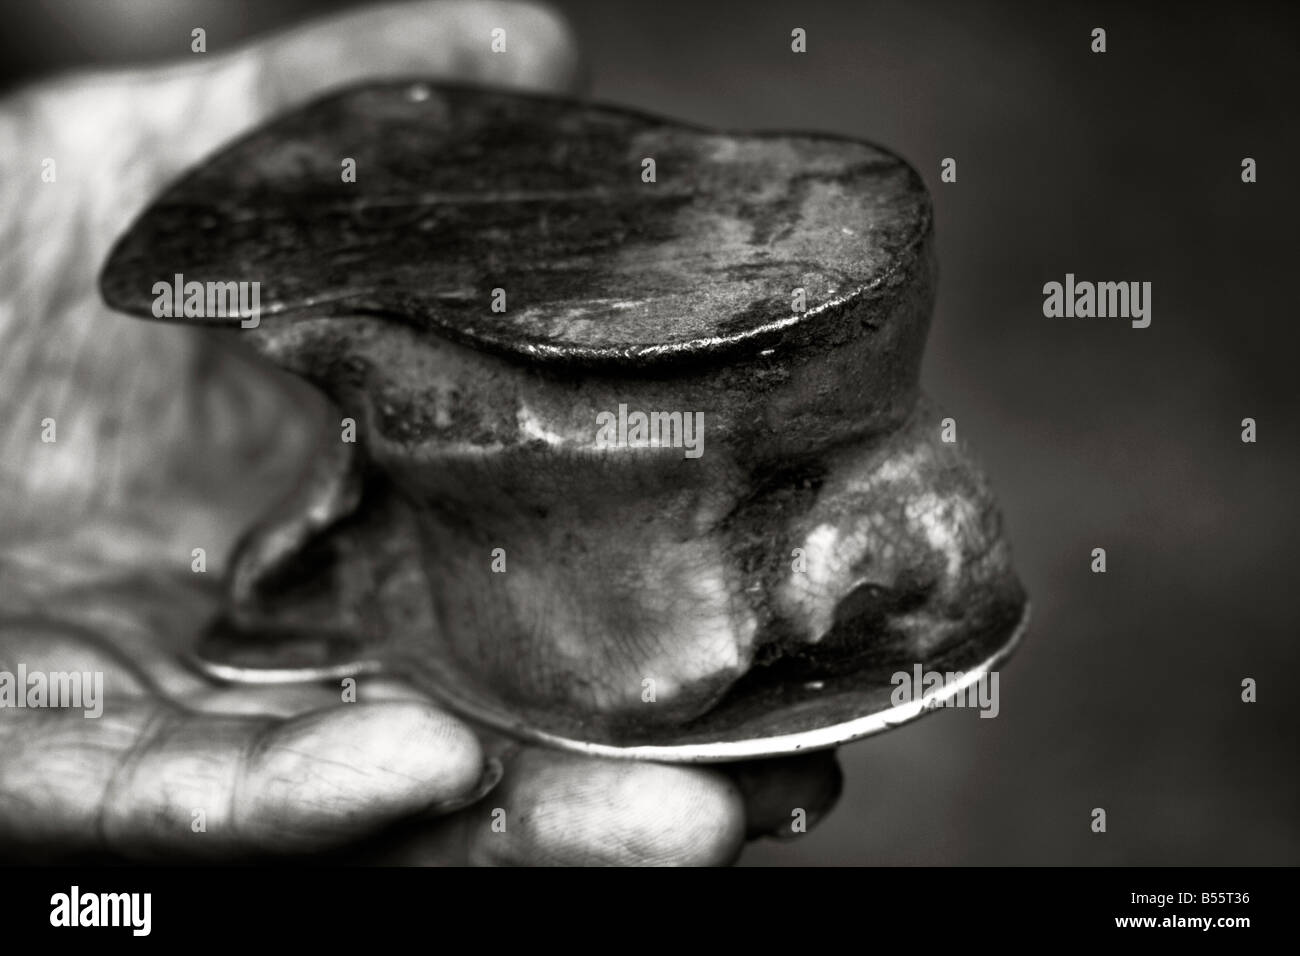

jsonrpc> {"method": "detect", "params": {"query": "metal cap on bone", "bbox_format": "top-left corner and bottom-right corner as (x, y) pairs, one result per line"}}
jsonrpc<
(100, 81), (932, 368)
(99, 82), (1024, 761)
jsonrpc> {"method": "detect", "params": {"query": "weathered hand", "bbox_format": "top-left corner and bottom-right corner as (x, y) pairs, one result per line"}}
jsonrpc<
(0, 0), (841, 865)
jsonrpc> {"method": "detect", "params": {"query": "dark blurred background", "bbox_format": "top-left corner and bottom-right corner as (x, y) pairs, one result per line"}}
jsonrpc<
(5, 0), (1296, 865)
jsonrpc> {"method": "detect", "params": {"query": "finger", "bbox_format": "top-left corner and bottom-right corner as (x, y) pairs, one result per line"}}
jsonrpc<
(375, 747), (748, 866)
(1, 0), (583, 209)
(0, 699), (485, 860)
(0, 1), (581, 544)
(250, 0), (584, 112)
(722, 750), (844, 839)
(3, 0), (582, 261)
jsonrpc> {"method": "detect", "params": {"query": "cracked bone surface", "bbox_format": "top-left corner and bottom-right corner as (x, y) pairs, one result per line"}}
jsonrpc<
(100, 82), (1026, 759)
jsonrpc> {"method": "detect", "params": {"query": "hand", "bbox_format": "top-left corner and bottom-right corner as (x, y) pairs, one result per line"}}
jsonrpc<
(0, 0), (842, 865)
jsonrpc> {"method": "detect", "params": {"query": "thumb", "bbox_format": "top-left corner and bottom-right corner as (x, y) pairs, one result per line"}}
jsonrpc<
(6, 0), (582, 240)
(250, 0), (584, 114)
(0, 1), (579, 546)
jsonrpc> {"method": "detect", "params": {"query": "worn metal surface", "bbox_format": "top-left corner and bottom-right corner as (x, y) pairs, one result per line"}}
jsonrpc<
(100, 81), (1027, 760)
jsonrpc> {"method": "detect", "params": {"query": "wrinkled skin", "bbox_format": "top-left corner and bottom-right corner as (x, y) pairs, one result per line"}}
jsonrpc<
(0, 0), (841, 865)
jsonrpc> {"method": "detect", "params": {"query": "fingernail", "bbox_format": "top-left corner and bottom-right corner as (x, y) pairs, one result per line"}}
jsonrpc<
(422, 756), (503, 817)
